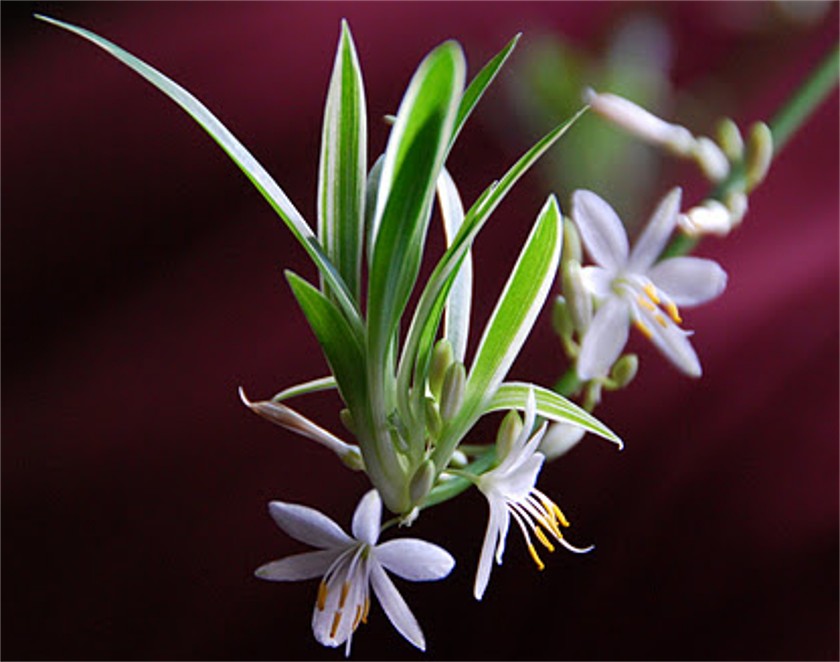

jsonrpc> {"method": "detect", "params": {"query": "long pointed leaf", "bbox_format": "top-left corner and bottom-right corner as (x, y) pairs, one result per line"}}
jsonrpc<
(271, 376), (337, 402)
(285, 271), (366, 416)
(488, 382), (622, 447)
(366, 41), (465, 437)
(318, 20), (367, 302)
(452, 33), (521, 145)
(38, 15), (362, 332)
(432, 195), (563, 469)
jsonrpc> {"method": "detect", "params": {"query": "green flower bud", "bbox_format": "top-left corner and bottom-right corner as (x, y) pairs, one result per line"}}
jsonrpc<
(439, 361), (466, 421)
(428, 338), (454, 400)
(551, 295), (574, 340)
(715, 117), (745, 162)
(495, 409), (523, 462)
(745, 121), (773, 191)
(609, 353), (639, 389)
(424, 396), (442, 439)
(339, 408), (356, 435)
(409, 459), (436, 506)
(693, 136), (730, 182)
(562, 216), (583, 265)
(448, 450), (468, 468)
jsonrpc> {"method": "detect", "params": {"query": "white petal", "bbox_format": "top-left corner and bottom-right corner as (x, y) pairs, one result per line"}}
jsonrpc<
(375, 539), (455, 581)
(577, 297), (630, 380)
(255, 548), (342, 581)
(499, 453), (543, 501)
(648, 256), (727, 306)
(572, 190), (629, 271)
(351, 489), (382, 545)
(474, 500), (504, 601)
(580, 265), (614, 299)
(628, 187), (681, 272)
(268, 501), (352, 549)
(638, 308), (702, 377)
(370, 562), (426, 651)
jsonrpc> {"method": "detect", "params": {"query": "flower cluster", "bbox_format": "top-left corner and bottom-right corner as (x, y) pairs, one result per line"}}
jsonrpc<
(39, 14), (776, 658)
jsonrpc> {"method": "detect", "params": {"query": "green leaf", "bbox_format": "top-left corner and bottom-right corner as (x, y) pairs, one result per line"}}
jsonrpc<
(452, 33), (521, 145)
(488, 382), (622, 447)
(37, 14), (363, 332)
(366, 40), (465, 435)
(270, 376), (337, 402)
(285, 271), (366, 416)
(318, 20), (367, 303)
(432, 195), (563, 469)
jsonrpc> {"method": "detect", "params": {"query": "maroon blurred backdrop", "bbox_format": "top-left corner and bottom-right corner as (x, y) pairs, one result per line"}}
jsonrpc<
(3, 2), (838, 660)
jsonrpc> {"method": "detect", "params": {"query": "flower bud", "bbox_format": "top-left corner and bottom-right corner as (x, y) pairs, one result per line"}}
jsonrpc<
(584, 88), (694, 155)
(339, 408), (356, 435)
(439, 362), (466, 421)
(677, 200), (732, 237)
(562, 216), (583, 265)
(609, 353), (639, 389)
(563, 260), (592, 334)
(448, 450), (468, 468)
(424, 396), (442, 438)
(725, 191), (749, 228)
(745, 121), (773, 191)
(495, 409), (523, 462)
(539, 422), (585, 460)
(409, 459), (436, 506)
(693, 136), (730, 182)
(428, 338), (454, 400)
(552, 295), (574, 340)
(715, 118), (745, 162)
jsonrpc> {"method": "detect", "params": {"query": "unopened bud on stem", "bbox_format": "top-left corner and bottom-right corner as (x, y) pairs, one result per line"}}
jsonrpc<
(429, 338), (454, 400)
(439, 362), (466, 421)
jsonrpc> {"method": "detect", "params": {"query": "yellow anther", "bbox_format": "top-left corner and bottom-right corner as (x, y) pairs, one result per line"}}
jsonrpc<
(643, 283), (661, 304)
(330, 611), (343, 639)
(316, 581), (328, 611)
(352, 604), (363, 630)
(635, 319), (653, 340)
(637, 295), (657, 312)
(527, 543), (546, 571)
(654, 313), (668, 328)
(361, 597), (370, 624)
(339, 582), (350, 609)
(666, 301), (682, 324)
(553, 504), (571, 528)
(534, 526), (555, 553)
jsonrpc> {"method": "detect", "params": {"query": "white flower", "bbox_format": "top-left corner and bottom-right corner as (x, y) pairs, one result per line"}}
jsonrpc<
(474, 392), (592, 601)
(255, 490), (454, 655)
(572, 188), (728, 380)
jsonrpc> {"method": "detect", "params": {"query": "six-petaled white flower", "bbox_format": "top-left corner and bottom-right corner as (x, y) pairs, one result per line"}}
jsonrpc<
(572, 188), (728, 380)
(255, 489), (454, 655)
(473, 391), (592, 601)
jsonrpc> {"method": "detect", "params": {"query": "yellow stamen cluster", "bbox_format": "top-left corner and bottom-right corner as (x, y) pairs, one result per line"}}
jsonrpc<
(634, 283), (683, 338)
(513, 491), (574, 571)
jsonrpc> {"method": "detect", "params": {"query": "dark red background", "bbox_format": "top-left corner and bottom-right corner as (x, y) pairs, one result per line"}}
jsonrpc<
(3, 2), (838, 660)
